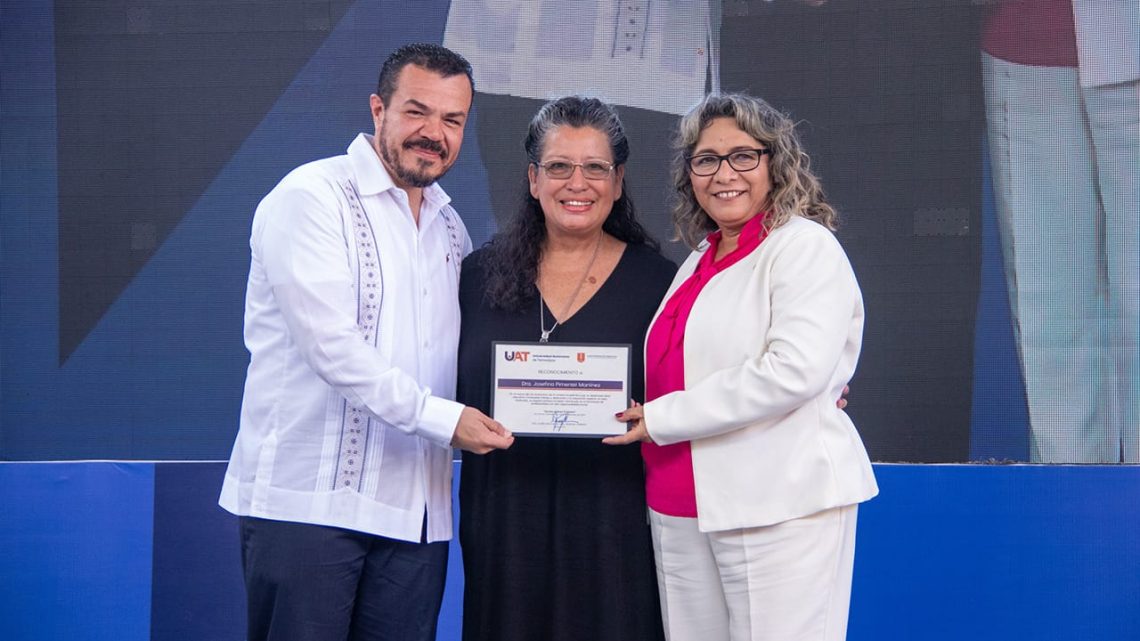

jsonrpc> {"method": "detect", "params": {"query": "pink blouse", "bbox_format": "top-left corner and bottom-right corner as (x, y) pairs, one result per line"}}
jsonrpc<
(642, 213), (769, 517)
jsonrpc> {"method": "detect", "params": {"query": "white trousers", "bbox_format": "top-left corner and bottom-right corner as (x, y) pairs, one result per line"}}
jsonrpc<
(983, 53), (1140, 463)
(649, 505), (858, 641)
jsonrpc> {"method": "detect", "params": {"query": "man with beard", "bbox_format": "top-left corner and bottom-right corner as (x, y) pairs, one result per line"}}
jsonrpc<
(219, 43), (514, 641)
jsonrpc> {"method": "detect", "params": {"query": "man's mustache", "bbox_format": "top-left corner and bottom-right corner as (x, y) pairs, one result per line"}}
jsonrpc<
(404, 138), (447, 160)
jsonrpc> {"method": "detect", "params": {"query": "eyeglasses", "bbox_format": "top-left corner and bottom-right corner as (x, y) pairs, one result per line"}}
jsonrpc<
(686, 148), (771, 176)
(536, 160), (615, 180)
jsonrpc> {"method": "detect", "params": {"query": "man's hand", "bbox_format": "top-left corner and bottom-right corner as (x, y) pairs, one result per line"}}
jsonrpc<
(837, 384), (850, 410)
(451, 407), (514, 454)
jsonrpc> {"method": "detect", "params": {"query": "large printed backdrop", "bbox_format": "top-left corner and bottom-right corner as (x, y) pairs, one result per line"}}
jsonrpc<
(4, 1), (1010, 462)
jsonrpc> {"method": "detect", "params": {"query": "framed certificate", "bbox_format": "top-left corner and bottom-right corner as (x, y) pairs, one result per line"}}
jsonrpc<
(491, 341), (631, 437)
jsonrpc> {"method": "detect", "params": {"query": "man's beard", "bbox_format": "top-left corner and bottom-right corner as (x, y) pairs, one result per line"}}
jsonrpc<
(379, 132), (450, 189)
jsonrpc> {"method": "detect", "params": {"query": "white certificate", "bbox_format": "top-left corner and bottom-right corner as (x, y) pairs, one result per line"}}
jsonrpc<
(491, 341), (631, 437)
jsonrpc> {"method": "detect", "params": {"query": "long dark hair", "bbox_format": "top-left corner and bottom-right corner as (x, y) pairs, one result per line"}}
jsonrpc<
(480, 96), (657, 312)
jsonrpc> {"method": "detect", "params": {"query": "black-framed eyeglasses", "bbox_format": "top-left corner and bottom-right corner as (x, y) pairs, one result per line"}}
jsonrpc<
(686, 148), (771, 176)
(536, 160), (615, 180)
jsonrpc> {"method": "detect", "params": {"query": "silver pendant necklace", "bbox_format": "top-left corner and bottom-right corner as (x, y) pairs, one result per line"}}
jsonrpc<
(538, 234), (603, 343)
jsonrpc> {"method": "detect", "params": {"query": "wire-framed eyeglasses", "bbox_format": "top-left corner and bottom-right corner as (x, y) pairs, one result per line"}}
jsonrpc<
(536, 160), (616, 180)
(686, 148), (772, 176)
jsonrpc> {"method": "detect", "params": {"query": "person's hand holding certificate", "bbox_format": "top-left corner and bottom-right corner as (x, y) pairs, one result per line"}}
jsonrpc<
(491, 342), (631, 437)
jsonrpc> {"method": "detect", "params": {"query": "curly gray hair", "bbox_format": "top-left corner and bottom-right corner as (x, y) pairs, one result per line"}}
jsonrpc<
(671, 93), (837, 248)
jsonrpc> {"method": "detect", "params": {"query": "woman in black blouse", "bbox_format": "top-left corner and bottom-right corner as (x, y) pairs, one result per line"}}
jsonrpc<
(455, 96), (674, 641)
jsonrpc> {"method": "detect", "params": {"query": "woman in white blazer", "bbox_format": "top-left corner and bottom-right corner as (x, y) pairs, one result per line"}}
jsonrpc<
(606, 93), (878, 641)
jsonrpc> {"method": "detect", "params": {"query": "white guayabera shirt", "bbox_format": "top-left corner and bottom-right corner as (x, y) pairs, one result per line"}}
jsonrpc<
(220, 134), (473, 543)
(443, 0), (721, 115)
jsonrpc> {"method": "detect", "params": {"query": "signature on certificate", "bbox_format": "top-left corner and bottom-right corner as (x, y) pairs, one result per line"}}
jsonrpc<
(550, 413), (570, 431)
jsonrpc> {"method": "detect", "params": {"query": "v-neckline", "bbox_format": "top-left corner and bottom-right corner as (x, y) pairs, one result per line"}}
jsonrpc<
(538, 243), (631, 329)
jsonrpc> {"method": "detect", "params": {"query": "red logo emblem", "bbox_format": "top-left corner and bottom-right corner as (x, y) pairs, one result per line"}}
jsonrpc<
(576, 352), (586, 363)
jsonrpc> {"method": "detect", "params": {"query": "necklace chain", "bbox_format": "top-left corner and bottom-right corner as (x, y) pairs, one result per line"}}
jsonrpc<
(539, 234), (603, 343)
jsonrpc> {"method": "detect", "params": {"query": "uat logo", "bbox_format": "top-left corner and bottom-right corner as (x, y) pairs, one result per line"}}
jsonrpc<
(576, 352), (586, 363)
(504, 350), (531, 362)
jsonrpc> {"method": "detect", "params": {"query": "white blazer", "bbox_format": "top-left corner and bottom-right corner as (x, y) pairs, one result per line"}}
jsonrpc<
(1073, 0), (1140, 87)
(643, 216), (878, 532)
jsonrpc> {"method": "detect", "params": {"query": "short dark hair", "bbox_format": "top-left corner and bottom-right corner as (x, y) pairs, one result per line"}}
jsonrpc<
(376, 43), (474, 106)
